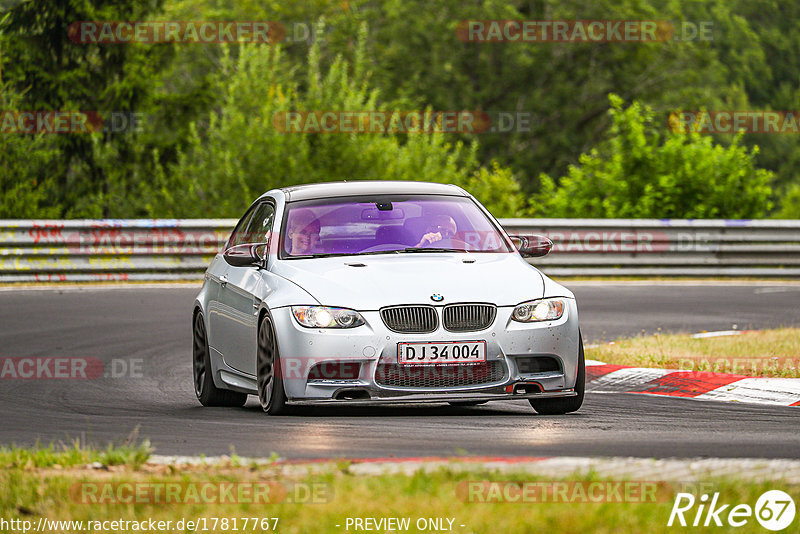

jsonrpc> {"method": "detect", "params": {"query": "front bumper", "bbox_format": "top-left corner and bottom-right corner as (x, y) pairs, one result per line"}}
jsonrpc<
(289, 389), (577, 405)
(253, 299), (581, 404)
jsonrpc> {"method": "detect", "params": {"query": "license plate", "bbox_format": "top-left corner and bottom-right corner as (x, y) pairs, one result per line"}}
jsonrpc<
(398, 341), (486, 365)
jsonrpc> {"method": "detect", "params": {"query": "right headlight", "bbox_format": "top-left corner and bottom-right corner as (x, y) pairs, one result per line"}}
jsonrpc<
(292, 306), (365, 328)
(511, 298), (565, 322)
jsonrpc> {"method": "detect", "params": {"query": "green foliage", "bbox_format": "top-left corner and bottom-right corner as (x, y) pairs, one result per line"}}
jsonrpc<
(0, 0), (167, 217)
(0, 439), (152, 469)
(534, 95), (773, 218)
(142, 24), (527, 218)
(464, 162), (531, 218)
(354, 0), (760, 190)
(1, 0), (798, 220)
(774, 185), (800, 219)
(0, 85), (60, 218)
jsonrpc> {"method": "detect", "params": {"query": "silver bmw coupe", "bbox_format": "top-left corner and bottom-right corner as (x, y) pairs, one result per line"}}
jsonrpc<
(193, 181), (584, 414)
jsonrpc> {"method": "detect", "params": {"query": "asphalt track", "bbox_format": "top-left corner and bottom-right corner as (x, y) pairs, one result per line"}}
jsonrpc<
(1, 282), (799, 459)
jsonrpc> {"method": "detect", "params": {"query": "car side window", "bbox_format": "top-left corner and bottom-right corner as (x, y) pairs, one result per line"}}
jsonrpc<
(228, 202), (276, 248)
(227, 206), (256, 249)
(234, 202), (275, 246)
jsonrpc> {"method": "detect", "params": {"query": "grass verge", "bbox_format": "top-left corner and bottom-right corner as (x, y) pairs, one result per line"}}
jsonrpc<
(0, 440), (152, 470)
(1, 445), (798, 534)
(586, 327), (800, 378)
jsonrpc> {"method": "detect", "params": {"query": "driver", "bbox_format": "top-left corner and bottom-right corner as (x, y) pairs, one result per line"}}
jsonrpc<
(414, 214), (457, 248)
(286, 209), (321, 255)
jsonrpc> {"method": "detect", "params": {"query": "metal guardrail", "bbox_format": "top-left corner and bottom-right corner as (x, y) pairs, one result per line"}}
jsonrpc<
(502, 218), (800, 277)
(0, 218), (798, 282)
(0, 219), (234, 283)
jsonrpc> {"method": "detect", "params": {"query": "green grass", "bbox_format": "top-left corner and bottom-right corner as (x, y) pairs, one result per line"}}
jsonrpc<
(587, 327), (800, 378)
(0, 445), (798, 533)
(0, 440), (152, 470)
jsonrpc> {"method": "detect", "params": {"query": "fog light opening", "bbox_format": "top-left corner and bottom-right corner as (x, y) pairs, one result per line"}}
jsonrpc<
(334, 389), (371, 400)
(514, 383), (543, 395)
(307, 362), (362, 381)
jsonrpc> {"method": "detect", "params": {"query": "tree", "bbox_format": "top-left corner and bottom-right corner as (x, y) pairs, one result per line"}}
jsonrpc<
(0, 83), (60, 218)
(0, 0), (166, 216)
(162, 0), (769, 195)
(142, 24), (528, 218)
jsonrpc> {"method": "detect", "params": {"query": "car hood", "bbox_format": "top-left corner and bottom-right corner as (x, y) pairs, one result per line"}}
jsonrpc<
(270, 253), (545, 310)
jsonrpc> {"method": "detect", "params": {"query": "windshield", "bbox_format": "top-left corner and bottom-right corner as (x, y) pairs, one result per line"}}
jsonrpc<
(280, 194), (513, 258)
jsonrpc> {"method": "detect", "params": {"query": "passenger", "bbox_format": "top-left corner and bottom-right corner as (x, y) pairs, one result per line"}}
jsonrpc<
(286, 209), (321, 255)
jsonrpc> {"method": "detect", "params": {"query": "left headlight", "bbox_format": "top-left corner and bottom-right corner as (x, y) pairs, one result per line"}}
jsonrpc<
(511, 298), (565, 323)
(292, 306), (366, 328)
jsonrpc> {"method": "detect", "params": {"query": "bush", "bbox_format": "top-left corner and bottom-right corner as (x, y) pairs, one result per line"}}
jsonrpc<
(534, 94), (774, 219)
(773, 184), (800, 219)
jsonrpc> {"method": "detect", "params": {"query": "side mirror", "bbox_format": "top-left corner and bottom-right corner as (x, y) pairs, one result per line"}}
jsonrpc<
(509, 234), (553, 258)
(223, 243), (264, 267)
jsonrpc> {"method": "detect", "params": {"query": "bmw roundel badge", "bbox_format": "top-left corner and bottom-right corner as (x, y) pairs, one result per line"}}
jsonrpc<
(431, 293), (444, 302)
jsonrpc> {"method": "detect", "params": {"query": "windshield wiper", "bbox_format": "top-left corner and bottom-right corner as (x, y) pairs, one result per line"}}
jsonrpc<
(290, 248), (467, 259)
(288, 252), (350, 259)
(355, 250), (403, 256)
(290, 250), (402, 259)
(402, 247), (468, 253)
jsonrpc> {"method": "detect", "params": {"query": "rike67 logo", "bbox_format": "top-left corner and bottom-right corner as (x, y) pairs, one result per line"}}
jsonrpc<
(668, 490), (796, 531)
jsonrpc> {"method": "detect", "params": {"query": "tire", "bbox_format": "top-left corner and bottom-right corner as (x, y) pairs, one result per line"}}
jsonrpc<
(529, 332), (585, 415)
(257, 313), (289, 415)
(448, 401), (488, 407)
(193, 311), (248, 407)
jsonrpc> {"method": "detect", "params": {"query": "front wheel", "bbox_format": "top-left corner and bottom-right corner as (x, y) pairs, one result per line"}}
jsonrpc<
(193, 312), (247, 407)
(257, 314), (289, 415)
(529, 333), (585, 415)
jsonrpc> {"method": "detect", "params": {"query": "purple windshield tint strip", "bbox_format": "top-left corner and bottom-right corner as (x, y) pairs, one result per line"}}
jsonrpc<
(283, 196), (511, 256)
